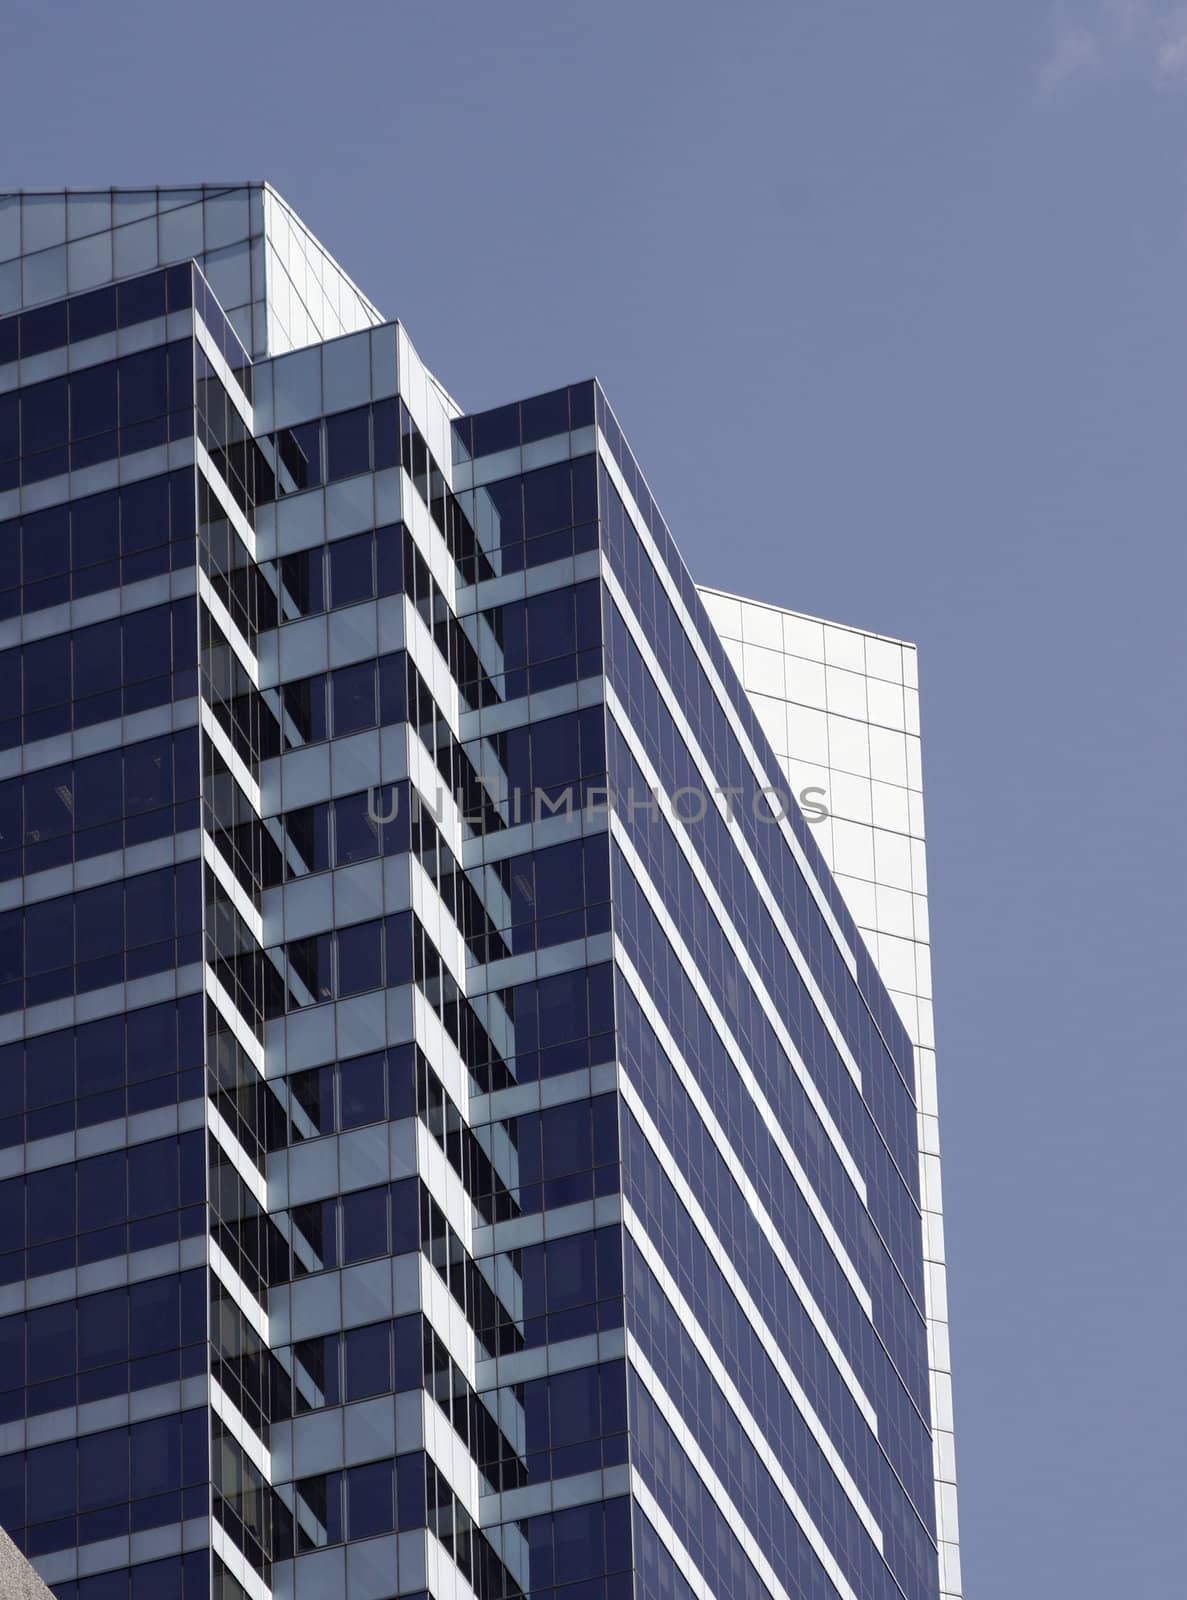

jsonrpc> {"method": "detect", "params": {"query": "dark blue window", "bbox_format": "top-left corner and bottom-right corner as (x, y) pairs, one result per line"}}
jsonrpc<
(347, 1459), (393, 1538)
(79, 1430), (128, 1512)
(328, 531), (373, 607)
(68, 284), (117, 344)
(27, 1166), (74, 1244)
(27, 1438), (72, 1522)
(22, 377), (69, 456)
(127, 1140), (174, 1219)
(345, 1322), (391, 1401)
(332, 661), (375, 735)
(19, 303), (67, 361)
(130, 1414), (179, 1498)
(71, 364), (117, 440)
(326, 408), (371, 480)
(336, 921), (383, 997)
(342, 1186), (388, 1263)
(27, 1301), (73, 1382)
(339, 1052), (385, 1129)
(79, 1289), (127, 1370)
(78, 1150), (124, 1229)
(118, 349), (167, 428)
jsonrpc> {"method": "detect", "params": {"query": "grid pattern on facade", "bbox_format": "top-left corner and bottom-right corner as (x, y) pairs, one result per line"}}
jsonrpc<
(0, 183), (955, 1600)
(699, 587), (961, 1600)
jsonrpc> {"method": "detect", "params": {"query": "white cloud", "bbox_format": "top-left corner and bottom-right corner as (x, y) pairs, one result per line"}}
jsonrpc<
(1155, 13), (1187, 79)
(1039, 1), (1187, 94)
(1038, 24), (1105, 94)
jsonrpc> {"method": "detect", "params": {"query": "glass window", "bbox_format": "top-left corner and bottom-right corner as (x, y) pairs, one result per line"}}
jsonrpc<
(125, 870), (174, 948)
(127, 1140), (174, 1220)
(331, 661), (375, 736)
(328, 532), (373, 608)
(129, 1277), (177, 1358)
(27, 1164), (74, 1244)
(0, 911), (20, 987)
(0, 1177), (22, 1245)
(521, 388), (570, 445)
(72, 490), (120, 567)
(77, 1150), (125, 1230)
(20, 302), (67, 360)
(117, 272), (166, 328)
(73, 617), (122, 695)
(0, 393), (16, 464)
(124, 738), (171, 814)
(118, 349), (168, 427)
(549, 1366), (599, 1446)
(546, 1232), (595, 1311)
(337, 921), (383, 997)
(122, 606), (171, 681)
(396, 1453), (423, 1531)
(126, 1003), (176, 1083)
(523, 464), (571, 539)
(0, 520), (17, 598)
(279, 548), (324, 618)
(79, 1288), (128, 1371)
(287, 933), (333, 1006)
(376, 524), (401, 595)
(342, 1186), (387, 1263)
(294, 1331), (340, 1412)
(345, 1321), (390, 1401)
(22, 377), (68, 456)
(278, 420), (322, 493)
(347, 1459), (393, 1539)
(339, 1053), (385, 1129)
(131, 1554), (190, 1600)
(130, 1414), (179, 1498)
(285, 804), (330, 877)
(25, 895), (73, 974)
(27, 1300), (74, 1382)
(69, 285), (117, 344)
(333, 793), (379, 866)
(120, 476), (169, 554)
(24, 1028), (73, 1108)
(283, 676), (327, 747)
(471, 404), (520, 458)
(372, 399), (399, 471)
(325, 408), (371, 481)
(485, 478), (524, 549)
(23, 504), (69, 581)
(70, 363), (117, 441)
(289, 1066), (334, 1140)
(295, 1470), (342, 1548)
(0, 1314), (23, 1391)
(393, 1316), (421, 1391)
(22, 632), (71, 711)
(75, 881), (123, 963)
(23, 763), (74, 843)
(78, 1428), (128, 1513)
(27, 1438), (73, 1523)
(378, 654), (405, 725)
(291, 1199), (337, 1275)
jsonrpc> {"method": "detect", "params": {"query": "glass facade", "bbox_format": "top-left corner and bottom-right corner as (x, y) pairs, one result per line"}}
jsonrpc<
(0, 186), (955, 1600)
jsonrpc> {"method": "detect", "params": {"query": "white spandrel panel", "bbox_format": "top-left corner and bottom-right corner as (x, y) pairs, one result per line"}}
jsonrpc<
(700, 584), (962, 1600)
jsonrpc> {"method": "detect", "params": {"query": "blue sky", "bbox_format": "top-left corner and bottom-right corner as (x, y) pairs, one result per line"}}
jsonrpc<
(3, 2), (1184, 1593)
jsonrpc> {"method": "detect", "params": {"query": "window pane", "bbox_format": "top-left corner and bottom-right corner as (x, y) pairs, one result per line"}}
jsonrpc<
(331, 661), (375, 736)
(345, 1321), (390, 1400)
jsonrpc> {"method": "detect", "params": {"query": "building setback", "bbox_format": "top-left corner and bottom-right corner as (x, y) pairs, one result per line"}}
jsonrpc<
(0, 185), (959, 1600)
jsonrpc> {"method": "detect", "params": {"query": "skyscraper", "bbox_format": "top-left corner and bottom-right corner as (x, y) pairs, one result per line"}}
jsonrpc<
(0, 186), (959, 1600)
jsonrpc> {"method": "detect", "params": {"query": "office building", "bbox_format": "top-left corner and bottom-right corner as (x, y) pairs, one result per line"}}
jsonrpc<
(0, 185), (959, 1600)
